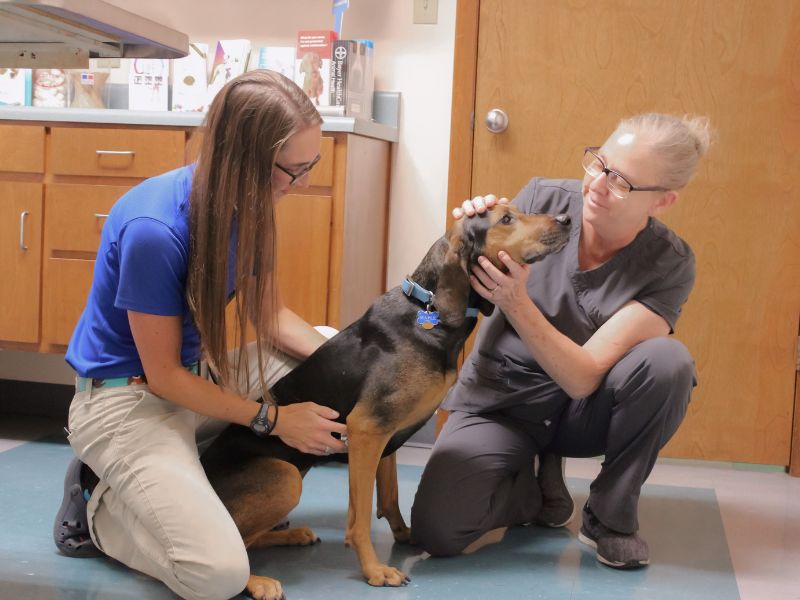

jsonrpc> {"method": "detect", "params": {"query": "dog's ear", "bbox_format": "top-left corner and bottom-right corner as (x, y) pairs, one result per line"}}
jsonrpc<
(447, 214), (489, 273)
(449, 218), (495, 317)
(473, 290), (495, 317)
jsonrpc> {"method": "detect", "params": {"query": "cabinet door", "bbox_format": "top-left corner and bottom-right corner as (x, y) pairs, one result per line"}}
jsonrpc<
(224, 193), (332, 350)
(42, 183), (130, 347)
(0, 182), (43, 343)
(42, 258), (96, 347)
(276, 194), (332, 325)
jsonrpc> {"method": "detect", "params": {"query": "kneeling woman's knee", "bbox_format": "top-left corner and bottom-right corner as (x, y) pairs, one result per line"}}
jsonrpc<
(411, 511), (466, 557)
(636, 337), (695, 387)
(176, 541), (250, 600)
(411, 490), (470, 557)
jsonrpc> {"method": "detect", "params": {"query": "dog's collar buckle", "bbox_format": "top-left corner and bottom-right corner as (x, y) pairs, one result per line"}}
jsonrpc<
(402, 278), (435, 306)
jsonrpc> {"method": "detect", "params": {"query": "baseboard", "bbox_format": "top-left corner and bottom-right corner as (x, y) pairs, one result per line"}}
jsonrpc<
(0, 379), (72, 419)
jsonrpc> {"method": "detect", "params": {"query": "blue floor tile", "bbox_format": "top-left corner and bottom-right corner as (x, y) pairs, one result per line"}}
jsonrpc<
(0, 438), (740, 599)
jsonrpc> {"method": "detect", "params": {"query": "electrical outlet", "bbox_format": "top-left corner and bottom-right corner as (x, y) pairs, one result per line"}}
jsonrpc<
(414, 0), (438, 24)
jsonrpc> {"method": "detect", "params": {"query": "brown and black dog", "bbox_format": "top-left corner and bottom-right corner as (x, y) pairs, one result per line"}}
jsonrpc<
(201, 204), (571, 599)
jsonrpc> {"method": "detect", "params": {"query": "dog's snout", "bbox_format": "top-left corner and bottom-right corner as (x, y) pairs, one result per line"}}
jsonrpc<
(554, 214), (571, 227)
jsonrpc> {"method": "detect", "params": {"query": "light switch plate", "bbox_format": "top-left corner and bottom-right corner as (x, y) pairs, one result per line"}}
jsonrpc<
(413, 0), (438, 24)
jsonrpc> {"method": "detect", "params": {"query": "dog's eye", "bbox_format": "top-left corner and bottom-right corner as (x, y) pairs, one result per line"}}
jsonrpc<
(500, 214), (514, 225)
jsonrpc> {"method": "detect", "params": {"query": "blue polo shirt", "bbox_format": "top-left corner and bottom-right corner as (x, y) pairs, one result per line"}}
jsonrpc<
(66, 165), (234, 378)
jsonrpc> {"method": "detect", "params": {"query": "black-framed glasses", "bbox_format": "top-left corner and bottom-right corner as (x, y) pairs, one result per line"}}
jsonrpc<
(582, 147), (669, 199)
(274, 154), (321, 184)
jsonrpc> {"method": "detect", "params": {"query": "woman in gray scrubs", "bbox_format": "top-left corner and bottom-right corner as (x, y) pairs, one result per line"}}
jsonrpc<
(411, 113), (713, 569)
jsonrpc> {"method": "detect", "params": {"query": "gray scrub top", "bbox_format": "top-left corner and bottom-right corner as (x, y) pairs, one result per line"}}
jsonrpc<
(443, 177), (696, 425)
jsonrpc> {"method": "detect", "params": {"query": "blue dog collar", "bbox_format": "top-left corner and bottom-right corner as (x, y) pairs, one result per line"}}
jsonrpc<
(402, 278), (479, 318)
(402, 278), (434, 305)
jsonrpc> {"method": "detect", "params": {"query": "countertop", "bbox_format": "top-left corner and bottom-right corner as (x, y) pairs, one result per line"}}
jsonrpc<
(0, 106), (399, 143)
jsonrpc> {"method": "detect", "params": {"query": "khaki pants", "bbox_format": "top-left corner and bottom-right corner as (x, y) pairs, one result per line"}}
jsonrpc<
(67, 343), (297, 600)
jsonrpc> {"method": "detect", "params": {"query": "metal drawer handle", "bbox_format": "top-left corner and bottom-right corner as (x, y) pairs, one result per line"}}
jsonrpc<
(20, 211), (29, 251)
(95, 150), (136, 156)
(94, 213), (110, 219)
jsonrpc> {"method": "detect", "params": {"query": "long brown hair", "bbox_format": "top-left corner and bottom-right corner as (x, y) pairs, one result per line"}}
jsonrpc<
(187, 70), (322, 395)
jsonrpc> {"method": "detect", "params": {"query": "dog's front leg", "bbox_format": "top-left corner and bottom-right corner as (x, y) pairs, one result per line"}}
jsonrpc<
(376, 453), (411, 543)
(345, 415), (409, 586)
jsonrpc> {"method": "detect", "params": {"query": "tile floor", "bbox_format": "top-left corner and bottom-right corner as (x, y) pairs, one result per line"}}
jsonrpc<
(1, 414), (798, 600)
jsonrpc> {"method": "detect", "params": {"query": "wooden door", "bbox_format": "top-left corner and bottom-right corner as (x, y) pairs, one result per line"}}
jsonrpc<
(0, 182), (43, 343)
(451, 0), (800, 465)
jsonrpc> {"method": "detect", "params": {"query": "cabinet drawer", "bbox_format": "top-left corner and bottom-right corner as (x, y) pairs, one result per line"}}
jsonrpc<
(185, 132), (333, 187)
(0, 124), (45, 173)
(45, 184), (130, 254)
(50, 127), (185, 178)
(308, 136), (334, 187)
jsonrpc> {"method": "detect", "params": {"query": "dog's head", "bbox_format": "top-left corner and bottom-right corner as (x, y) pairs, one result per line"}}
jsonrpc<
(433, 204), (571, 318)
(448, 203), (571, 274)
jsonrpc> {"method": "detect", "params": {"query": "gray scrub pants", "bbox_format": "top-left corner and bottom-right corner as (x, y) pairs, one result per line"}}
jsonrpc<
(411, 337), (696, 556)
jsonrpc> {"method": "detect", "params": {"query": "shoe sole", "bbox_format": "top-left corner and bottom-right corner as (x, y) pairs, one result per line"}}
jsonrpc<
(53, 458), (102, 558)
(578, 530), (650, 569)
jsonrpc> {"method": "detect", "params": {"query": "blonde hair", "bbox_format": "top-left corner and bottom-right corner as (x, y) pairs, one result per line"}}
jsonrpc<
(616, 113), (714, 190)
(187, 70), (322, 394)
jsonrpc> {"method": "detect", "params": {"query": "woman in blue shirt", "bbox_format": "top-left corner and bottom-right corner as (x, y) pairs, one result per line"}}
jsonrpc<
(54, 70), (346, 600)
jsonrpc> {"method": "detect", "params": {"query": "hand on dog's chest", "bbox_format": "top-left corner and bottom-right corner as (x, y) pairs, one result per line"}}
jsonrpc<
(416, 309), (440, 329)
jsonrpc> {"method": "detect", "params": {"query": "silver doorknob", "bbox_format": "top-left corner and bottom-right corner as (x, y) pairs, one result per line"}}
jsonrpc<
(485, 108), (509, 133)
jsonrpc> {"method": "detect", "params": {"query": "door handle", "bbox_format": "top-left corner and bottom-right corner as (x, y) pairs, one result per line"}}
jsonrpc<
(19, 211), (29, 251)
(95, 150), (136, 156)
(485, 108), (509, 134)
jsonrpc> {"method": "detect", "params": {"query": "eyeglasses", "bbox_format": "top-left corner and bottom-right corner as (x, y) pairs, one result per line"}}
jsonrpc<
(274, 154), (321, 184)
(582, 147), (669, 199)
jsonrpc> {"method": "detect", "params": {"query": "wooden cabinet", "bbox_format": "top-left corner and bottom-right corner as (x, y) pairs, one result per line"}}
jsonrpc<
(276, 194), (332, 326)
(42, 183), (131, 346)
(0, 125), (45, 173)
(50, 127), (185, 178)
(0, 119), (390, 354)
(0, 182), (43, 343)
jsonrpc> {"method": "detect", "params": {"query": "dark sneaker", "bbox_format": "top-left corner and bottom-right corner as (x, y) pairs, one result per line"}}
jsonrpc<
(533, 452), (574, 528)
(578, 503), (649, 569)
(53, 457), (102, 557)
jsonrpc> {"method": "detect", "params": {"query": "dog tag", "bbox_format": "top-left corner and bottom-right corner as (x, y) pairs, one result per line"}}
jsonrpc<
(416, 310), (439, 329)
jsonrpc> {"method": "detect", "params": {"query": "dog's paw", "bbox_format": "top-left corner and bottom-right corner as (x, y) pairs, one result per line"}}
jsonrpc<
(283, 526), (320, 546)
(246, 575), (285, 600)
(392, 525), (411, 544)
(364, 563), (410, 587)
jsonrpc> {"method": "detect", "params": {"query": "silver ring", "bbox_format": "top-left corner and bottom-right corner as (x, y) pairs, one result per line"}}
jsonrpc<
(323, 446), (331, 455)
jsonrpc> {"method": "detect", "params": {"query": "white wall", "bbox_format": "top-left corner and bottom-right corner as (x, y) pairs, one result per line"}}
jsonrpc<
(0, 0), (457, 384)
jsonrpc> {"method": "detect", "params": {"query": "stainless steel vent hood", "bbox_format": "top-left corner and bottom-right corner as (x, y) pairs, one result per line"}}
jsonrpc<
(0, 0), (188, 67)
